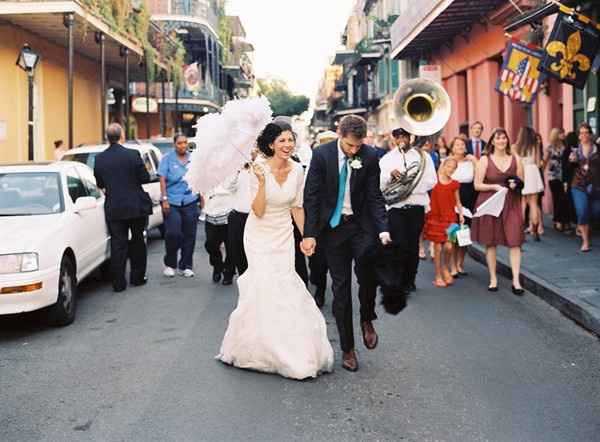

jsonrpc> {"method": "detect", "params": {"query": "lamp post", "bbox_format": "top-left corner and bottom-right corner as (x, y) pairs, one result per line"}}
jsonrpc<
(16, 43), (40, 161)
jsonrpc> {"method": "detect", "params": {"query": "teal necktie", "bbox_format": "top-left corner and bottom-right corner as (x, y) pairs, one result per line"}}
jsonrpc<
(329, 158), (348, 228)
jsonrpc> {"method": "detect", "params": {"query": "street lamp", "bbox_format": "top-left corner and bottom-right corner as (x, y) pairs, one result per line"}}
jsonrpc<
(16, 44), (40, 161)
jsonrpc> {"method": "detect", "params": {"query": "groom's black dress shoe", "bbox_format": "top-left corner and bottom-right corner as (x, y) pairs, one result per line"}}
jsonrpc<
(342, 350), (359, 372)
(314, 287), (325, 308)
(361, 321), (378, 350)
(212, 269), (222, 283)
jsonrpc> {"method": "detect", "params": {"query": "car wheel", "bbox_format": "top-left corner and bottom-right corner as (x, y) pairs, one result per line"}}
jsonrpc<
(44, 256), (77, 326)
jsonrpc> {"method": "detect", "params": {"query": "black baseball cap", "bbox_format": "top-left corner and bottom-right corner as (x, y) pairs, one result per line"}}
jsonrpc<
(392, 128), (411, 138)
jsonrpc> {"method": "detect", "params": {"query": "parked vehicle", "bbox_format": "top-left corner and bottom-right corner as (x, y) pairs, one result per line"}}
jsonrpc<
(0, 161), (110, 325)
(144, 137), (173, 156)
(144, 137), (196, 156)
(60, 142), (164, 235)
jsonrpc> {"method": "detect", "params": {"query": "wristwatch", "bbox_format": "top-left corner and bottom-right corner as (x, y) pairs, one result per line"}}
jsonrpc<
(161, 196), (168, 202)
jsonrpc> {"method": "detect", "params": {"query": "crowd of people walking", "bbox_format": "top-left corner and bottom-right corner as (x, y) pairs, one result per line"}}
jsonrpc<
(93, 112), (599, 380)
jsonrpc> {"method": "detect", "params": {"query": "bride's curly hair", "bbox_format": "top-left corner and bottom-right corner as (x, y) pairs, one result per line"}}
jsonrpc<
(256, 122), (294, 157)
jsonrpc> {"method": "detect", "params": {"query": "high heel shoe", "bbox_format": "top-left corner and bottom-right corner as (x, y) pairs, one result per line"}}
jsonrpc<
(487, 285), (498, 292)
(512, 285), (524, 296)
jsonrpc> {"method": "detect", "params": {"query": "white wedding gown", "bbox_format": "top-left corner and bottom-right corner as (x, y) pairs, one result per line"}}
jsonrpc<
(216, 161), (334, 380)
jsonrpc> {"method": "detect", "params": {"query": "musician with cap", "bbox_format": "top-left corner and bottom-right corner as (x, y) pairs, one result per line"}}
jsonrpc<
(379, 127), (437, 293)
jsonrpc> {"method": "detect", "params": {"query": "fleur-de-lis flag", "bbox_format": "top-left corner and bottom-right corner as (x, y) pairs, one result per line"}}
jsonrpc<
(540, 13), (600, 89)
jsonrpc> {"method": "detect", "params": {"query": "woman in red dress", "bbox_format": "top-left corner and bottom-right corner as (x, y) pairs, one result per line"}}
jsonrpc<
(471, 128), (525, 295)
(424, 158), (464, 287)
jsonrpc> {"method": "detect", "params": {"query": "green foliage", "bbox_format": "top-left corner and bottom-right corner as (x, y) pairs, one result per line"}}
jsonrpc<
(79, 0), (186, 87)
(218, 1), (233, 65)
(258, 79), (310, 117)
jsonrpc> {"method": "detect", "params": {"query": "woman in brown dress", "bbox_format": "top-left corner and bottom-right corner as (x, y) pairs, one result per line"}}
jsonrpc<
(472, 128), (525, 295)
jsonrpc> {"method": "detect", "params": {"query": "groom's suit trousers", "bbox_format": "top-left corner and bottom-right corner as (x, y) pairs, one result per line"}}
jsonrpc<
(322, 218), (377, 353)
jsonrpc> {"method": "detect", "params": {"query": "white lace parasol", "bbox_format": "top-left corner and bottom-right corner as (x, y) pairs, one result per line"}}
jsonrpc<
(185, 96), (272, 194)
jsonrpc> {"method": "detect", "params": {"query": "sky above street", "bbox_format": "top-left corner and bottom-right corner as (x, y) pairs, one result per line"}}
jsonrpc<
(226, 0), (355, 100)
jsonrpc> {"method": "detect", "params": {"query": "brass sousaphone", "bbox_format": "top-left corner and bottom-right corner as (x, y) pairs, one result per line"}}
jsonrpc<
(382, 78), (452, 205)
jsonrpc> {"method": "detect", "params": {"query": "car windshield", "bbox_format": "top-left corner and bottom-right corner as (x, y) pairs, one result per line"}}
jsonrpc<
(0, 172), (64, 216)
(152, 142), (172, 156)
(62, 152), (99, 169)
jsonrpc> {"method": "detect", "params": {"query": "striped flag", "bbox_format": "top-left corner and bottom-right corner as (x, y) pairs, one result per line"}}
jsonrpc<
(495, 40), (545, 105)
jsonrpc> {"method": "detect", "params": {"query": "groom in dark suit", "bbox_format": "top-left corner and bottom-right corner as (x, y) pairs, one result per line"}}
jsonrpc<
(302, 115), (390, 372)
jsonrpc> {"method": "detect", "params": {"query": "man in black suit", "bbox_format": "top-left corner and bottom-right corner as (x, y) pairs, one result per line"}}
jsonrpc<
(302, 115), (390, 372)
(94, 123), (153, 292)
(466, 120), (486, 159)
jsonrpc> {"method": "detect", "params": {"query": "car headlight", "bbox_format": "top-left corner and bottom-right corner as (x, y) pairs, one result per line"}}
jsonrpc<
(0, 253), (39, 274)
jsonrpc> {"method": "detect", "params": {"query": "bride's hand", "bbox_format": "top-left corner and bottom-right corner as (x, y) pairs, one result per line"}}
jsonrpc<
(252, 163), (265, 185)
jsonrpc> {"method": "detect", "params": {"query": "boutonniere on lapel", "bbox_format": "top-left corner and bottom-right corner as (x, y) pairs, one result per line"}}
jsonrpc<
(349, 157), (363, 170)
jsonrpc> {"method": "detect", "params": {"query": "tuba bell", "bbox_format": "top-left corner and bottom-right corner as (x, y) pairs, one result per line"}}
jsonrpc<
(382, 78), (451, 205)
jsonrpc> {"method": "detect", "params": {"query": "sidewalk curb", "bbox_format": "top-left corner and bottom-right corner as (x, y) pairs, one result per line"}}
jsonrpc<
(468, 245), (600, 337)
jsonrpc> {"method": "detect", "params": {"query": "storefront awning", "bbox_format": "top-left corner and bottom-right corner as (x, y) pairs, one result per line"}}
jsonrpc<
(0, 1), (167, 81)
(333, 50), (358, 65)
(390, 0), (506, 59)
(334, 107), (368, 117)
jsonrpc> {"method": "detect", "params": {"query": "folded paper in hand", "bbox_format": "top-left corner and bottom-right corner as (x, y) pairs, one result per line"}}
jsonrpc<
(455, 206), (474, 218)
(473, 188), (507, 218)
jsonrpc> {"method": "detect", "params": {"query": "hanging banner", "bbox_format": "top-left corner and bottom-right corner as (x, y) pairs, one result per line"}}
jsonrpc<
(183, 62), (202, 93)
(496, 40), (544, 105)
(419, 65), (442, 83)
(539, 13), (600, 90)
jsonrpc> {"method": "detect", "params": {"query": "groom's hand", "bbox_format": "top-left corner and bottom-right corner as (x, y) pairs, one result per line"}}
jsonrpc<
(301, 237), (316, 256)
(379, 232), (392, 246)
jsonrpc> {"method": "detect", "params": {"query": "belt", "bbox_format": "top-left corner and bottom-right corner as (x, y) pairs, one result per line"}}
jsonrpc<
(171, 199), (199, 208)
(394, 204), (423, 210)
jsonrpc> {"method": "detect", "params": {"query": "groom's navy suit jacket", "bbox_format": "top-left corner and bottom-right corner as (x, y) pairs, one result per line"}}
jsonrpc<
(303, 140), (388, 239)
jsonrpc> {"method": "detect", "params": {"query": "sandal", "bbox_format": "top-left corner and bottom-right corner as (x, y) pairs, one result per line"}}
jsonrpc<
(432, 279), (447, 288)
(442, 272), (454, 286)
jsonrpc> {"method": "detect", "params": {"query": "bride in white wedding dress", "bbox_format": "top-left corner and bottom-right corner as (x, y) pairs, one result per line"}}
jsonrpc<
(216, 122), (334, 380)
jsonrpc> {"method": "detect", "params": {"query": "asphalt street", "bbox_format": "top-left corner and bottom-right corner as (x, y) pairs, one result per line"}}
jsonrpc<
(1, 227), (599, 442)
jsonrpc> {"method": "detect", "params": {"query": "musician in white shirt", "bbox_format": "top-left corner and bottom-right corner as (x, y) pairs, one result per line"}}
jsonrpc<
(379, 128), (437, 292)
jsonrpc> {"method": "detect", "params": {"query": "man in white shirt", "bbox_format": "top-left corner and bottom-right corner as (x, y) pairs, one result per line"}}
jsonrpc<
(379, 128), (437, 293)
(203, 176), (236, 285)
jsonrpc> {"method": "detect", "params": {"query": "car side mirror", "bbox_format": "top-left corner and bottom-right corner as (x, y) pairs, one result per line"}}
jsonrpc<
(74, 196), (97, 213)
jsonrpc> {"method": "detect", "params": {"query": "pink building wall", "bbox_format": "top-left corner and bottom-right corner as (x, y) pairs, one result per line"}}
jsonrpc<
(429, 17), (572, 144)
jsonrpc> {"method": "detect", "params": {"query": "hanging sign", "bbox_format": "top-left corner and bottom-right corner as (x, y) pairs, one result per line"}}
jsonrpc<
(539, 12), (600, 89)
(419, 65), (442, 83)
(131, 97), (158, 113)
(496, 40), (545, 105)
(183, 62), (202, 93)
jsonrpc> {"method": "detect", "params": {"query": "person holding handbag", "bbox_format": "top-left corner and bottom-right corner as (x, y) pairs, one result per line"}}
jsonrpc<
(566, 123), (600, 252)
(471, 128), (525, 295)
(449, 136), (477, 277)
(423, 158), (464, 288)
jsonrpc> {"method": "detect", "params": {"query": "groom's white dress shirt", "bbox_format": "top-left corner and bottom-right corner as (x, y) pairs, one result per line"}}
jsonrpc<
(337, 140), (353, 216)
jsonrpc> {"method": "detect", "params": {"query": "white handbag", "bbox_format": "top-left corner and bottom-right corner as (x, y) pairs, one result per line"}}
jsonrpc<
(456, 226), (472, 247)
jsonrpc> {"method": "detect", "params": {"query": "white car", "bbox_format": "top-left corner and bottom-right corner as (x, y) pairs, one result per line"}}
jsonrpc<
(60, 142), (165, 236)
(0, 161), (110, 325)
